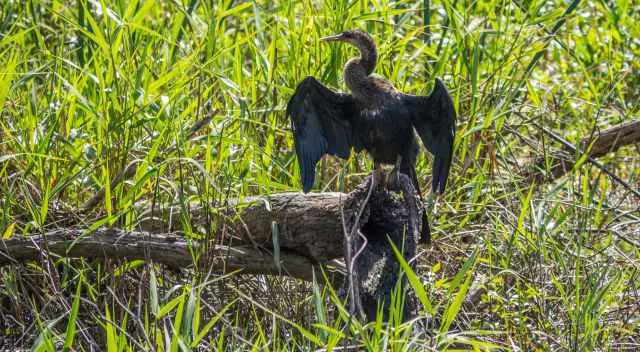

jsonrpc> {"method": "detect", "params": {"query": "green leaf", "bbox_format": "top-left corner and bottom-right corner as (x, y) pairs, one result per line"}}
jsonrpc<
(105, 306), (117, 352)
(311, 268), (327, 341)
(191, 299), (238, 347)
(149, 266), (159, 318)
(2, 222), (15, 239)
(158, 292), (183, 320)
(63, 276), (82, 352)
(113, 259), (146, 277)
(389, 239), (434, 315)
(219, 2), (252, 18)
(0, 52), (18, 112)
(170, 290), (187, 352)
(182, 288), (197, 345)
(439, 250), (478, 337)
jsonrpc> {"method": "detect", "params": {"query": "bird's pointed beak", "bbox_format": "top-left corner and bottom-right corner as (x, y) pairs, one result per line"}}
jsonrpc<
(320, 33), (345, 42)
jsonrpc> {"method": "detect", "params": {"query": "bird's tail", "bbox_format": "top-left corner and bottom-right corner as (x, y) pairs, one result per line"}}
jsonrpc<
(402, 163), (431, 244)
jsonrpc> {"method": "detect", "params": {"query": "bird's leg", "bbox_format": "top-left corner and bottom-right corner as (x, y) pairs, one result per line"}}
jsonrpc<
(386, 156), (403, 191)
(371, 162), (384, 190)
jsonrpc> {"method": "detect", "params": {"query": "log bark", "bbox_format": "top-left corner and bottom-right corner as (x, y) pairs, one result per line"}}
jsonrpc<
(0, 228), (317, 280)
(135, 187), (370, 262)
(579, 120), (640, 158)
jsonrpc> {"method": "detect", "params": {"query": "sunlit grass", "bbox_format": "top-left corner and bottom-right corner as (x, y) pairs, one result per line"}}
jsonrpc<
(1, 0), (639, 350)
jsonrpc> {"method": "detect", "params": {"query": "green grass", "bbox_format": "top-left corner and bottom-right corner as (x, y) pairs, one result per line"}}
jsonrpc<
(1, 0), (639, 350)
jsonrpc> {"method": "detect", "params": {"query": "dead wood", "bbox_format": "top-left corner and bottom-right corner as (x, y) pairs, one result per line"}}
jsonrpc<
(0, 178), (401, 283)
(346, 173), (422, 321)
(526, 120), (640, 188)
(0, 228), (317, 280)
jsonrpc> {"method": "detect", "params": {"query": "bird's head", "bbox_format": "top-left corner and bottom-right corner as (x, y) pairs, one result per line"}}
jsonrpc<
(320, 29), (374, 49)
(321, 29), (378, 77)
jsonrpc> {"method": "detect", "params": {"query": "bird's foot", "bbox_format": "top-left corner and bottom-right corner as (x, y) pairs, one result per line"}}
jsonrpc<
(371, 168), (385, 191)
(385, 167), (402, 192)
(385, 156), (404, 192)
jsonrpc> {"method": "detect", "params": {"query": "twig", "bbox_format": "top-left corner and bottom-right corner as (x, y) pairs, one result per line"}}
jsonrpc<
(345, 175), (376, 322)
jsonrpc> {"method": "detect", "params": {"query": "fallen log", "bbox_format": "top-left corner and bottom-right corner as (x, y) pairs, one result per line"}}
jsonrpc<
(526, 120), (640, 187)
(0, 228), (317, 280)
(135, 186), (370, 262)
(1, 184), (369, 280)
(0, 177), (418, 291)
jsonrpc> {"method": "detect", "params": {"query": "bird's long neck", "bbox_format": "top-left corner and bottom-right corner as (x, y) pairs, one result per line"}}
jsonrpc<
(344, 37), (377, 93)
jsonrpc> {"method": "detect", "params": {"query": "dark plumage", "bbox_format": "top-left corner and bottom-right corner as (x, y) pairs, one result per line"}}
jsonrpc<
(287, 29), (456, 244)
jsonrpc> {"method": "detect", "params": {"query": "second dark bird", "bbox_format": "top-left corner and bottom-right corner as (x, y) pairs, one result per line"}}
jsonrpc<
(287, 29), (456, 244)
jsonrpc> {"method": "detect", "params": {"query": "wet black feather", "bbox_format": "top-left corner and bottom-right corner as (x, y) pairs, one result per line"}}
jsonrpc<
(403, 78), (456, 194)
(287, 76), (360, 192)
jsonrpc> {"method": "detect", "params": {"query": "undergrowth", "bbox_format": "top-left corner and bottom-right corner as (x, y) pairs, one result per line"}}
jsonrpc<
(1, 0), (638, 350)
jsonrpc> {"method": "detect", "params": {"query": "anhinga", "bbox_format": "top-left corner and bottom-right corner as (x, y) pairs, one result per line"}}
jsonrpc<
(287, 29), (456, 244)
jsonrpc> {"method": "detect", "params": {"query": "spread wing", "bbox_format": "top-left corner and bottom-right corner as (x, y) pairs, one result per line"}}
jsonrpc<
(287, 76), (360, 193)
(403, 78), (456, 194)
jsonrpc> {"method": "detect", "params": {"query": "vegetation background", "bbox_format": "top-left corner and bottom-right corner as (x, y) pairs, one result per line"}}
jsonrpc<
(0, 0), (638, 350)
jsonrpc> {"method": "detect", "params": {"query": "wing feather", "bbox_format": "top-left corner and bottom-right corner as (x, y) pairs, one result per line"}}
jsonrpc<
(403, 78), (456, 194)
(287, 76), (358, 192)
